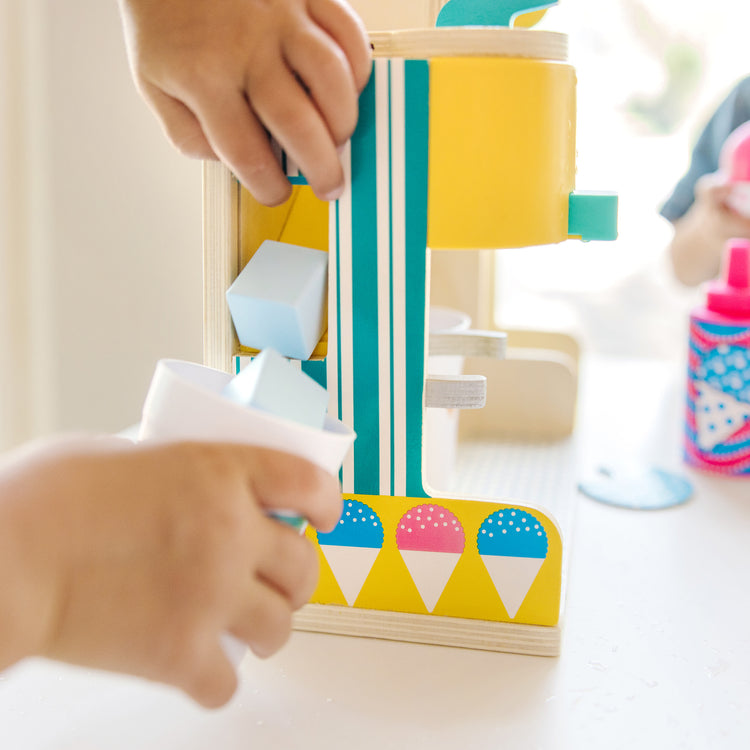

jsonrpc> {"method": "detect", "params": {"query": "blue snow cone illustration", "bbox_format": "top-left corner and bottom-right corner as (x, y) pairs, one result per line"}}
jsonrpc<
(316, 500), (384, 606)
(476, 508), (548, 619)
(477, 508), (548, 558)
(317, 500), (384, 548)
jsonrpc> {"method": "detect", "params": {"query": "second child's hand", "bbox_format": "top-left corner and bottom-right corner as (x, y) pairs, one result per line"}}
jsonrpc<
(117, 0), (372, 206)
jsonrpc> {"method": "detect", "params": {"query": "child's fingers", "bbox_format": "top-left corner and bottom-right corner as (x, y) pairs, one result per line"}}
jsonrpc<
(254, 524), (320, 609)
(308, 0), (372, 91)
(228, 582), (294, 659)
(189, 88), (292, 206)
(176, 640), (239, 709)
(696, 171), (730, 197)
(237, 446), (343, 532)
(247, 68), (344, 201)
(140, 81), (218, 160)
(719, 207), (750, 235)
(282, 24), (359, 146)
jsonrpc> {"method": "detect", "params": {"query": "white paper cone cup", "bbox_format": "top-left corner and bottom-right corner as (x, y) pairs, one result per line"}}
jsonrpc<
(220, 632), (248, 668)
(138, 359), (355, 476)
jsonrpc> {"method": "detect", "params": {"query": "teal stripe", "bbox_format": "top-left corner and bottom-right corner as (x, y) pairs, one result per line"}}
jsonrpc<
(403, 60), (430, 499)
(301, 358), (329, 484)
(349, 65), (380, 495)
(388, 62), (396, 498)
(301, 360), (326, 390)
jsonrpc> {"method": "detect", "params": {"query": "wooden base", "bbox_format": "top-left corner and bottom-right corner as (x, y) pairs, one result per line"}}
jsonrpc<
(294, 604), (561, 656)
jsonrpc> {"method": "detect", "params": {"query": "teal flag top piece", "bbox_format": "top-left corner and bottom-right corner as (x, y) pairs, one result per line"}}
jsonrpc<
(436, 0), (558, 28)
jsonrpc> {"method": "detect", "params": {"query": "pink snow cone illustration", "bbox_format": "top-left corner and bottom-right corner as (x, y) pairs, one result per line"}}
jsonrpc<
(396, 505), (465, 612)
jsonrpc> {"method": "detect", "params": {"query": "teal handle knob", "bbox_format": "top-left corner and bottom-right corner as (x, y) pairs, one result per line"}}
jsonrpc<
(436, 0), (558, 28)
(567, 191), (619, 242)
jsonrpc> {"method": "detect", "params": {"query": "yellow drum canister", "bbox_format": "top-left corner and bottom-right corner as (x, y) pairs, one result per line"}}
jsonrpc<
(427, 53), (576, 249)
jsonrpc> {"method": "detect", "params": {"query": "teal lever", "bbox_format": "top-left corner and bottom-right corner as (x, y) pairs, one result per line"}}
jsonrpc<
(567, 191), (619, 242)
(436, 0), (558, 28)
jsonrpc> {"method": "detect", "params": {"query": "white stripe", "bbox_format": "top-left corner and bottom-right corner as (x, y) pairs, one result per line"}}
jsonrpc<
(390, 60), (408, 497)
(375, 59), (392, 496)
(326, 202), (339, 426)
(337, 144), (355, 493)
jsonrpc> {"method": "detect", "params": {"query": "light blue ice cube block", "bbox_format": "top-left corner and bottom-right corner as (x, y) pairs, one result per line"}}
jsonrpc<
(226, 240), (328, 361)
(222, 348), (328, 430)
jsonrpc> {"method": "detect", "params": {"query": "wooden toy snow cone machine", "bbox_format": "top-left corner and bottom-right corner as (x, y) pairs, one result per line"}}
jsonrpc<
(203, 0), (618, 655)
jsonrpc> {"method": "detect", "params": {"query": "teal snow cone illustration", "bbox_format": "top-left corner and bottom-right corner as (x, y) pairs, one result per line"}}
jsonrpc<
(316, 500), (384, 606)
(477, 508), (548, 619)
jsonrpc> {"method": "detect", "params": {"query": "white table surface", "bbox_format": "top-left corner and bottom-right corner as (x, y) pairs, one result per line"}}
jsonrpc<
(1, 357), (749, 749)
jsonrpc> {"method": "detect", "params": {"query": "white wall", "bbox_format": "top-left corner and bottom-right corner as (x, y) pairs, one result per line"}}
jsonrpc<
(1, 0), (203, 448)
(0, 0), (27, 448)
(348, 0), (443, 29)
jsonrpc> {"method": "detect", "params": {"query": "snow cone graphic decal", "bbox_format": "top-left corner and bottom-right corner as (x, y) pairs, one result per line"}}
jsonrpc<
(689, 344), (750, 459)
(477, 508), (548, 619)
(316, 501), (384, 606)
(396, 505), (465, 612)
(686, 239), (750, 475)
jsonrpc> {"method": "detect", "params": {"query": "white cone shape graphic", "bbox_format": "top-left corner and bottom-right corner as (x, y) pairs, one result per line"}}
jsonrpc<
(695, 382), (750, 450)
(320, 545), (380, 606)
(400, 550), (461, 612)
(481, 555), (545, 619)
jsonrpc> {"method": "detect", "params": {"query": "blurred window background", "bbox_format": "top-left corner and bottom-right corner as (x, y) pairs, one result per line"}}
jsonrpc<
(495, 0), (750, 361)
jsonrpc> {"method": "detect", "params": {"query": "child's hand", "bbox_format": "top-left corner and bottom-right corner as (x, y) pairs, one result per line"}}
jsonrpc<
(696, 172), (750, 230)
(0, 436), (342, 708)
(669, 171), (750, 286)
(117, 0), (372, 206)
